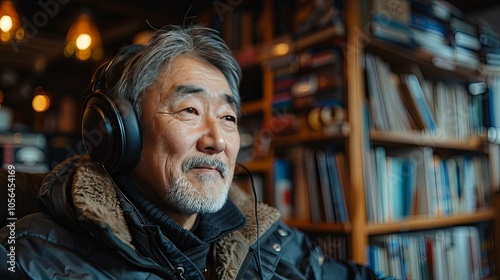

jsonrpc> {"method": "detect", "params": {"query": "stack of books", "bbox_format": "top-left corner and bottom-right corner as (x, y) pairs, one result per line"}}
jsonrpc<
(371, 0), (412, 46)
(478, 19), (500, 72)
(449, 15), (481, 70)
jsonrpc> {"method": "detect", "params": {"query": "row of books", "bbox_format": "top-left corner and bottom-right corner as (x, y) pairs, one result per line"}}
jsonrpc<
(365, 53), (493, 138)
(275, 0), (345, 39)
(368, 224), (495, 280)
(365, 146), (491, 224)
(370, 0), (500, 71)
(477, 18), (500, 71)
(309, 233), (348, 260)
(274, 147), (349, 223)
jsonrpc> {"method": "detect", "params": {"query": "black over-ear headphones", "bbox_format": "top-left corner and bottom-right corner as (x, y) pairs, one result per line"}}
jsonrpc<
(81, 45), (144, 175)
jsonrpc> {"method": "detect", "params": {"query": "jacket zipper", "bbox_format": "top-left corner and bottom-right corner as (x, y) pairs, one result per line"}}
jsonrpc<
(99, 229), (178, 279)
(147, 229), (190, 280)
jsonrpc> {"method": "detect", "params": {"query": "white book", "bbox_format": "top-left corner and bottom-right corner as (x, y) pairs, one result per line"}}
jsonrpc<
(445, 230), (457, 280)
(455, 85), (472, 140)
(462, 156), (477, 212)
(453, 227), (473, 280)
(432, 230), (446, 280)
(407, 236), (421, 280)
(446, 85), (459, 139)
(434, 82), (447, 138)
(375, 56), (410, 132)
(365, 53), (389, 131)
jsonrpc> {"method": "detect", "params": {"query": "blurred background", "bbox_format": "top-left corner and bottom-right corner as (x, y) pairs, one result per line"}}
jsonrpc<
(0, 0), (498, 172)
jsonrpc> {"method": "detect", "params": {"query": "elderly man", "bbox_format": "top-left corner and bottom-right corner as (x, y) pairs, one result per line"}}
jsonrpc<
(0, 25), (380, 279)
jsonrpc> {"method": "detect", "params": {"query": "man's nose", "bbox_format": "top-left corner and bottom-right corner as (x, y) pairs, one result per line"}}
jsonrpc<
(197, 117), (226, 154)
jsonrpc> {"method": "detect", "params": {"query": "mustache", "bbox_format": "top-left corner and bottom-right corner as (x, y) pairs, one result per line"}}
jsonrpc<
(182, 156), (229, 178)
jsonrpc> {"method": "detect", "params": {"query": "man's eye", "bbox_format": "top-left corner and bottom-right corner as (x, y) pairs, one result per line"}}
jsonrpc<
(182, 107), (197, 114)
(223, 115), (237, 123)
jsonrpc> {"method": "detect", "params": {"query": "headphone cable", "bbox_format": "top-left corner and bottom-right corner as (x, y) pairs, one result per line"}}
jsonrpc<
(237, 163), (264, 280)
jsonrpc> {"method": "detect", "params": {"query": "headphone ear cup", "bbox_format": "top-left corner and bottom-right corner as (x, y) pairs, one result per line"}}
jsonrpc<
(82, 91), (141, 174)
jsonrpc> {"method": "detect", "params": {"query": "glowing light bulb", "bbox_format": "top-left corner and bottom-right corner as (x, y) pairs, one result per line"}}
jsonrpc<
(273, 43), (289, 56)
(0, 15), (12, 32)
(32, 94), (50, 112)
(76, 33), (92, 50)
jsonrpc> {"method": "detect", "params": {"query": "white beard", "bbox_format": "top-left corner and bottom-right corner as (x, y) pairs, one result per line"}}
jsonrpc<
(164, 174), (230, 215)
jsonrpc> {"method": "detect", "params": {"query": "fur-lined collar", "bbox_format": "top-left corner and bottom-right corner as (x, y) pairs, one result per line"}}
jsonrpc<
(64, 156), (280, 278)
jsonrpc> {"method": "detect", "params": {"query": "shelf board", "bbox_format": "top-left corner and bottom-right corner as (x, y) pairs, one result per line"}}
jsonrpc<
(241, 100), (264, 115)
(370, 130), (487, 151)
(238, 158), (272, 173)
(292, 25), (345, 52)
(366, 209), (497, 235)
(285, 220), (351, 233)
(274, 122), (350, 147)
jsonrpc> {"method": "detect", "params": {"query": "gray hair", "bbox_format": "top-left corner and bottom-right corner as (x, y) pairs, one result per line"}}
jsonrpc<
(112, 25), (242, 120)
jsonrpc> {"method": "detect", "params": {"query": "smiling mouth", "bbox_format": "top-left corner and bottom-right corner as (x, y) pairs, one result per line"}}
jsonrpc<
(183, 156), (228, 178)
(190, 166), (224, 178)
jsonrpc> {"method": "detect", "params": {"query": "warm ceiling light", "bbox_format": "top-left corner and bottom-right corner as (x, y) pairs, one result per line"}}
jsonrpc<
(32, 94), (50, 112)
(0, 15), (12, 32)
(273, 43), (289, 56)
(64, 12), (103, 61)
(0, 0), (23, 43)
(76, 33), (91, 50)
(32, 87), (50, 112)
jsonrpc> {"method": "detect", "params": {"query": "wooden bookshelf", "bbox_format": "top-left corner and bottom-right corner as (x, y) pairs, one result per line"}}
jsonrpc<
(214, 0), (500, 277)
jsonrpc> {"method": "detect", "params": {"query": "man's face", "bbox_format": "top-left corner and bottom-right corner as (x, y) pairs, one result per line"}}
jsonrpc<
(131, 55), (240, 215)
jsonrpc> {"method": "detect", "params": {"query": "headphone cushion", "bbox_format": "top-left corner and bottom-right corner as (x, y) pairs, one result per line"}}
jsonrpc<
(82, 92), (141, 174)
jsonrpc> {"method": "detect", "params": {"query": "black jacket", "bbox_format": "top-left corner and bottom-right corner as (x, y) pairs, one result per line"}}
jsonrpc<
(0, 155), (364, 279)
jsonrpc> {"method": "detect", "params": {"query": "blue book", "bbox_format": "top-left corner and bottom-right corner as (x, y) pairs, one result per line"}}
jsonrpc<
(326, 149), (348, 223)
(411, 12), (447, 38)
(316, 150), (336, 222)
(403, 74), (436, 133)
(401, 158), (417, 217)
(440, 159), (452, 215)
